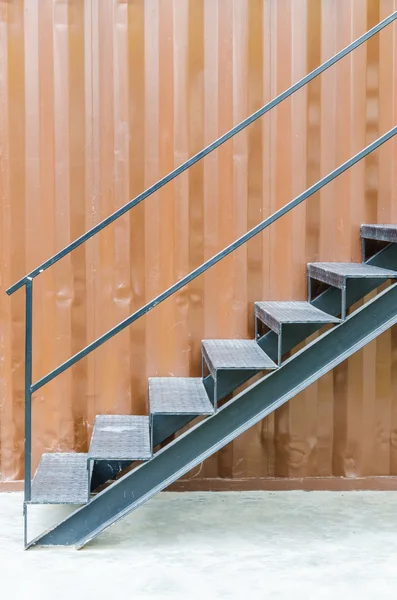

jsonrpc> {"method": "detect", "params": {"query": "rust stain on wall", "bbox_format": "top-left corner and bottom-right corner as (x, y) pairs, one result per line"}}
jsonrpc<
(0, 0), (397, 486)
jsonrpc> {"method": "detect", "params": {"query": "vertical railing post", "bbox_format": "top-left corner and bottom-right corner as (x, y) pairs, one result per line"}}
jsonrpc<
(24, 278), (33, 503)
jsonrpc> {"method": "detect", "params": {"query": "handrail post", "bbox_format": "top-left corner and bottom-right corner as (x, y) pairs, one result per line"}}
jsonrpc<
(24, 278), (33, 504)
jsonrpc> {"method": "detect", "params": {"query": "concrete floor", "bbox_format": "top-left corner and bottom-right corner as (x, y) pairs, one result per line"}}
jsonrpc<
(1, 491), (397, 599)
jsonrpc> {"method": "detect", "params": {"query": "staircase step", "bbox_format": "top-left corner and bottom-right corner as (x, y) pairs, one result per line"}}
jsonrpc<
(307, 262), (397, 288)
(254, 301), (340, 334)
(149, 377), (214, 415)
(202, 339), (277, 379)
(88, 415), (151, 461)
(30, 453), (89, 504)
(361, 224), (397, 244)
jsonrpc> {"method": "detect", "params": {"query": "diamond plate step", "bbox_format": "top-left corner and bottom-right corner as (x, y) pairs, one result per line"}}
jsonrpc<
(202, 339), (277, 380)
(308, 261), (397, 320)
(307, 262), (397, 288)
(30, 453), (89, 505)
(361, 224), (397, 244)
(149, 378), (214, 415)
(254, 301), (340, 334)
(89, 415), (151, 461)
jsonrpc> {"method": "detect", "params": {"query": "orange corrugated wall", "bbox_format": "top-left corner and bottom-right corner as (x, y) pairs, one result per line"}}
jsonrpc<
(0, 0), (397, 487)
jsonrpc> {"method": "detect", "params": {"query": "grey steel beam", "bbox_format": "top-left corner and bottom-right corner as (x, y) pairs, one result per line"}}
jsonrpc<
(28, 282), (397, 549)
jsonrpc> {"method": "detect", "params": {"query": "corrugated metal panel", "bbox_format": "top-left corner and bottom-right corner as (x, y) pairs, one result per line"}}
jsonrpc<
(0, 0), (396, 485)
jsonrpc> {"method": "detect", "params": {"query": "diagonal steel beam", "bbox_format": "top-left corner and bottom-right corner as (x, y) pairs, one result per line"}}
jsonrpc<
(28, 282), (397, 549)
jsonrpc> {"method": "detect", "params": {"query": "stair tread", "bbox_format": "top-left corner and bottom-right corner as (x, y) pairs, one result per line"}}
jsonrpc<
(255, 301), (340, 333)
(308, 262), (397, 288)
(89, 415), (151, 461)
(202, 339), (277, 378)
(149, 377), (214, 415)
(309, 261), (397, 277)
(30, 453), (89, 504)
(361, 224), (397, 243)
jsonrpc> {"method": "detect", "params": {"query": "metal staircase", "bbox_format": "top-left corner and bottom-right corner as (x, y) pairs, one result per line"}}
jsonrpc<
(5, 12), (397, 549)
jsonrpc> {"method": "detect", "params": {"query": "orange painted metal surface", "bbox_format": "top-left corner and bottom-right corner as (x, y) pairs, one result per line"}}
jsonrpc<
(0, 0), (397, 486)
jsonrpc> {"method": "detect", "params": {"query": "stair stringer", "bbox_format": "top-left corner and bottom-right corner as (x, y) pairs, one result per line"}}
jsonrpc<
(28, 282), (397, 549)
(92, 242), (397, 494)
(150, 243), (397, 448)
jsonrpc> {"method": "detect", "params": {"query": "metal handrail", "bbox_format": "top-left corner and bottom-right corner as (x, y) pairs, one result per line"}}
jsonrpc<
(6, 10), (397, 297)
(7, 11), (397, 513)
(30, 126), (397, 393)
